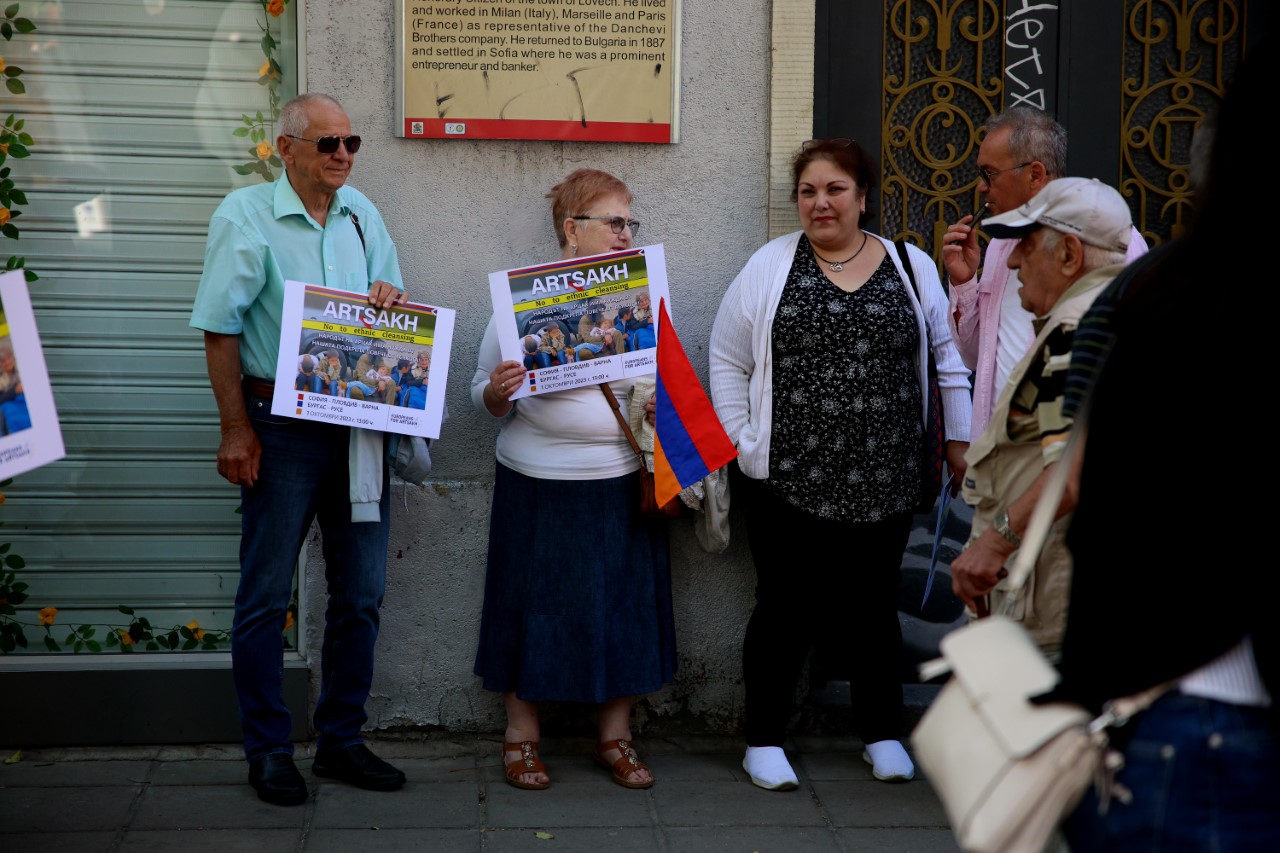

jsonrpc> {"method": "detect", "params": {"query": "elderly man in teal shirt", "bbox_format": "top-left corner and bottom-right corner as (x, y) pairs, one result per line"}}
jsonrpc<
(190, 92), (406, 806)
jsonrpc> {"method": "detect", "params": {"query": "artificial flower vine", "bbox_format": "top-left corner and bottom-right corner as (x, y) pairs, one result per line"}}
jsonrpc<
(232, 0), (292, 182)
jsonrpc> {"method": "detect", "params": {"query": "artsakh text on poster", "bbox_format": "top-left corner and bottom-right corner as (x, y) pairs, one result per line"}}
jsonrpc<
(395, 0), (681, 142)
(271, 282), (456, 439)
(488, 245), (669, 398)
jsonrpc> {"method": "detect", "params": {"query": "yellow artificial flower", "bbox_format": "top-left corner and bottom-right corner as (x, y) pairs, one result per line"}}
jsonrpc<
(256, 141), (274, 160)
(266, 0), (285, 17)
(0, 56), (6, 74)
(258, 59), (271, 78)
(186, 620), (206, 641)
(0, 207), (10, 228)
(0, 142), (8, 157)
(283, 611), (295, 631)
(38, 607), (58, 626)
(118, 629), (134, 646)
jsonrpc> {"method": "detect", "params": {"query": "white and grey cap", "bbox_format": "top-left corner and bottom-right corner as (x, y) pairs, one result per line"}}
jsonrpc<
(983, 177), (1132, 253)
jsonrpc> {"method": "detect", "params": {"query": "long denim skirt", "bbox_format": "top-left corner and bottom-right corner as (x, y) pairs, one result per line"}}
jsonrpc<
(473, 461), (677, 703)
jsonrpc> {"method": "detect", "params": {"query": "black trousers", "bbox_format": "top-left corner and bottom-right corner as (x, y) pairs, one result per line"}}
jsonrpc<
(737, 469), (912, 747)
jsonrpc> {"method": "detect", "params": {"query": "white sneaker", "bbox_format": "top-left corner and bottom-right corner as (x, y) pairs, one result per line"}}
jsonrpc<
(742, 746), (799, 791)
(862, 740), (915, 782)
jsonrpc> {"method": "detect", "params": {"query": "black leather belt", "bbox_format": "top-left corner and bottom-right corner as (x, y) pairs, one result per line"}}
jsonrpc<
(243, 377), (277, 398)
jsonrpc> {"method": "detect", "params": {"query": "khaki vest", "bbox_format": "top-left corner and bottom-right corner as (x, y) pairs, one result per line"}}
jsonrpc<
(961, 269), (1115, 655)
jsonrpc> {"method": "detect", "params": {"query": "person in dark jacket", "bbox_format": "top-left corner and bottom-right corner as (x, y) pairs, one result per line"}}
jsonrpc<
(1049, 44), (1278, 852)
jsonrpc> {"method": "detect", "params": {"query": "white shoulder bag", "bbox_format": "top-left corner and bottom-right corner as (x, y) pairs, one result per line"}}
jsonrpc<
(910, 423), (1168, 853)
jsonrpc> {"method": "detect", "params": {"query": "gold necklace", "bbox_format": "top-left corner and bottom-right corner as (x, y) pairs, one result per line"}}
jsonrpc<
(811, 232), (868, 272)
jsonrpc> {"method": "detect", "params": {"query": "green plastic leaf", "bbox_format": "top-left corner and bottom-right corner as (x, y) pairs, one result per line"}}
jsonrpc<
(4, 554), (23, 569)
(64, 633), (75, 645)
(81, 626), (96, 639)
(182, 638), (197, 650)
(13, 630), (26, 648)
(5, 79), (24, 96)
(43, 636), (58, 652)
(233, 127), (250, 137)
(8, 142), (27, 157)
(0, 633), (13, 652)
(1, 23), (11, 41)
(117, 605), (134, 615)
(256, 110), (264, 122)
(22, 269), (35, 282)
(14, 17), (33, 33)
(138, 617), (152, 630)
(8, 189), (24, 205)
(269, 155), (281, 167)
(0, 604), (14, 616)
(167, 630), (179, 647)
(534, 832), (555, 840)
(2, 4), (15, 18)
(77, 624), (92, 635)
(73, 640), (83, 652)
(121, 642), (134, 654)
(7, 591), (25, 604)
(105, 633), (118, 647)
(12, 118), (21, 130)
(3, 66), (21, 77)
(10, 581), (24, 591)
(0, 225), (17, 240)
(16, 132), (30, 145)
(86, 640), (101, 652)
(232, 164), (255, 175)
(261, 34), (275, 52)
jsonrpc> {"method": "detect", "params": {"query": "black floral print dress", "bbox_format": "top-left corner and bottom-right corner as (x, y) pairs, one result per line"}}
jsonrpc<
(765, 236), (923, 522)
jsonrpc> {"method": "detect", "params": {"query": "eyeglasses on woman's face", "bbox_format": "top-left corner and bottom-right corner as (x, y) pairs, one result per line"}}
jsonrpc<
(572, 215), (640, 238)
(802, 137), (855, 150)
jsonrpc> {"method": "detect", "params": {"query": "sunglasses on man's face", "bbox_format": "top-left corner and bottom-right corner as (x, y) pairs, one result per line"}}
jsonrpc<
(286, 134), (362, 154)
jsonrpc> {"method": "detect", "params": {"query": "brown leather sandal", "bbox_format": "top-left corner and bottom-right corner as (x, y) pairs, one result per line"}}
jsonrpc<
(594, 738), (654, 789)
(503, 740), (550, 790)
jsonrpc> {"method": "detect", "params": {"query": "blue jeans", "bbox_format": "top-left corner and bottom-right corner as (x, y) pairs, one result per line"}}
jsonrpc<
(233, 392), (391, 761)
(1064, 691), (1280, 852)
(295, 372), (323, 393)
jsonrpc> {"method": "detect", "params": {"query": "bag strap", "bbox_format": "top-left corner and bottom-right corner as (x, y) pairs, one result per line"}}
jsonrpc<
(598, 382), (644, 458)
(896, 239), (937, 372)
(894, 238), (919, 299)
(350, 211), (367, 254)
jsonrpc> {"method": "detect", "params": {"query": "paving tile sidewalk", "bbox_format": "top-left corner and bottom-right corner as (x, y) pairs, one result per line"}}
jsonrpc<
(1, 735), (960, 852)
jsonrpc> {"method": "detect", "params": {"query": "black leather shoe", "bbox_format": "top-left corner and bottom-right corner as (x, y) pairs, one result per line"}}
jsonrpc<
(313, 743), (406, 791)
(248, 753), (308, 806)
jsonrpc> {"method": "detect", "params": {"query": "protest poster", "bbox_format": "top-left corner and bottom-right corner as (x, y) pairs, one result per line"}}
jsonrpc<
(0, 269), (66, 479)
(488, 244), (668, 398)
(272, 282), (455, 439)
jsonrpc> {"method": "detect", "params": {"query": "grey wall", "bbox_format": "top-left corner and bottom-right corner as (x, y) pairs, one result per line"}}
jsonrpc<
(299, 0), (773, 737)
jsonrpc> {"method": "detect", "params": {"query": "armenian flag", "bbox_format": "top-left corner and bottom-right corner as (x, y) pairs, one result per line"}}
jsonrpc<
(653, 297), (738, 507)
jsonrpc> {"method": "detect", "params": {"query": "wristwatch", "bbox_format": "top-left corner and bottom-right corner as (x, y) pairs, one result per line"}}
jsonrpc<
(993, 510), (1022, 548)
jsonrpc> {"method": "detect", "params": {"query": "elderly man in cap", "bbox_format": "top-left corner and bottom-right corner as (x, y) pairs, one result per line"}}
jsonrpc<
(950, 177), (1133, 655)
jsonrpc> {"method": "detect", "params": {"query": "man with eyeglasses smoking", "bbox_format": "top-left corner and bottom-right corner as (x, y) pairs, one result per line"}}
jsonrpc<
(190, 93), (407, 806)
(941, 107), (1146, 440)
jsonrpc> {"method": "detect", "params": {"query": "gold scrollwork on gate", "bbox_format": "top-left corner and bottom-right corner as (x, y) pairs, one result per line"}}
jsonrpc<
(1122, 0), (1243, 244)
(881, 0), (1002, 260)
